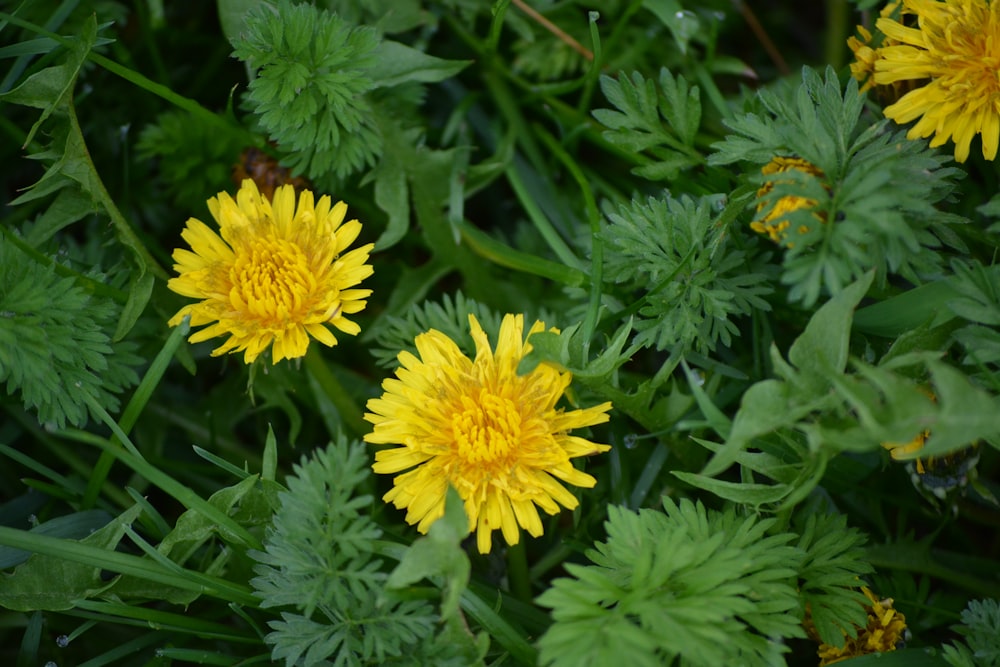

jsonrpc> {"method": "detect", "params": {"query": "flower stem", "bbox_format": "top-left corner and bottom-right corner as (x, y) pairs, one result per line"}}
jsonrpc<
(304, 347), (369, 437)
(507, 540), (533, 604)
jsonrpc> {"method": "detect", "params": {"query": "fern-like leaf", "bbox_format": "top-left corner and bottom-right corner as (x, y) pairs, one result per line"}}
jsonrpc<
(251, 436), (437, 666)
(536, 498), (805, 667)
(0, 237), (140, 428)
(232, 0), (383, 182)
(954, 599), (1000, 667)
(796, 513), (873, 647)
(710, 66), (962, 307)
(601, 193), (772, 354)
(593, 68), (704, 180)
(137, 110), (247, 212)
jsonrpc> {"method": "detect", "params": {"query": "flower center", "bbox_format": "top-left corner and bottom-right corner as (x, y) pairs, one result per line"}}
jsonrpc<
(452, 390), (522, 466)
(231, 235), (316, 325)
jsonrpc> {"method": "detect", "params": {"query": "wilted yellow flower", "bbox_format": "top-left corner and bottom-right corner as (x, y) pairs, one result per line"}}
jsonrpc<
(750, 156), (826, 245)
(816, 587), (907, 666)
(874, 0), (1000, 162)
(882, 428), (932, 473)
(880, 390), (982, 502)
(168, 179), (374, 364)
(881, 387), (935, 473)
(365, 313), (612, 554)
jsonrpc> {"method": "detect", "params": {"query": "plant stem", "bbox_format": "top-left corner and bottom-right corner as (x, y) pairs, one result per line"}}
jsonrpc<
(303, 347), (369, 437)
(507, 540), (533, 604)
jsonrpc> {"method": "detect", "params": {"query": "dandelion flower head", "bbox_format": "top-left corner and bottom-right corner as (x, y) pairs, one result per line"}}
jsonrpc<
(750, 156), (826, 245)
(365, 313), (613, 554)
(848, 25), (881, 93)
(168, 179), (374, 364)
(847, 2), (905, 93)
(874, 0), (1000, 162)
(816, 587), (907, 665)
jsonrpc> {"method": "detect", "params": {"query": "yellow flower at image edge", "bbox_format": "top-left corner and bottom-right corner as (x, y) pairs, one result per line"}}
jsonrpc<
(167, 179), (374, 364)
(365, 314), (613, 554)
(815, 587), (907, 666)
(874, 0), (1000, 163)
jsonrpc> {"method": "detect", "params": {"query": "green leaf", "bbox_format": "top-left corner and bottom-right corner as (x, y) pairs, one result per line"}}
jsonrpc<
(216, 0), (258, 46)
(795, 513), (872, 647)
(232, 1), (382, 181)
(0, 523), (257, 606)
(671, 471), (791, 505)
(368, 40), (470, 88)
(251, 437), (439, 665)
(519, 320), (633, 381)
(700, 272), (873, 477)
(263, 423), (278, 481)
(703, 380), (797, 477)
(0, 236), (141, 428)
(788, 270), (874, 380)
(368, 112), (416, 250)
(854, 280), (961, 337)
(0, 504), (142, 611)
(387, 486), (471, 619)
(592, 69), (703, 180)
(0, 509), (113, 569)
(920, 361), (1000, 457)
(602, 193), (771, 354)
(538, 499), (804, 667)
(22, 186), (94, 246)
(643, 0), (700, 54)
(682, 362), (732, 439)
(0, 15), (96, 146)
(113, 270), (153, 341)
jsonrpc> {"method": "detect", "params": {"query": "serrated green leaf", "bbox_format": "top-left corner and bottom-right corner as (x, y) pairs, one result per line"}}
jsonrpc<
(659, 66), (701, 144)
(632, 154), (701, 180)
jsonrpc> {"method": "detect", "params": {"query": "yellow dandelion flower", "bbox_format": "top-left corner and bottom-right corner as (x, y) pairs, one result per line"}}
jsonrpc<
(167, 179), (374, 364)
(848, 25), (881, 93)
(874, 0), (1000, 163)
(816, 587), (907, 666)
(848, 2), (907, 93)
(365, 313), (613, 554)
(750, 156), (826, 245)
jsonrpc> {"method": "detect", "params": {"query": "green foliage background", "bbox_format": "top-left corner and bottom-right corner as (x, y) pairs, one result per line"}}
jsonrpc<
(1, 1), (999, 666)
